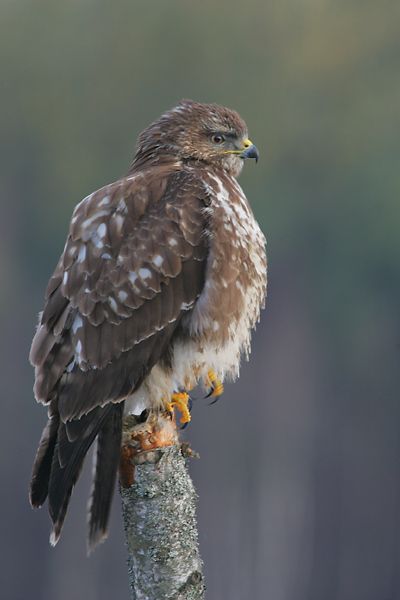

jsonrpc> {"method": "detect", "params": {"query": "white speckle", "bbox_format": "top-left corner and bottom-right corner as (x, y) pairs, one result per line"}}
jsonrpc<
(168, 238), (178, 247)
(72, 314), (83, 333)
(129, 271), (138, 284)
(101, 252), (112, 260)
(139, 268), (152, 280)
(77, 245), (86, 263)
(152, 254), (164, 267)
(170, 106), (186, 114)
(235, 280), (244, 293)
(113, 214), (124, 232)
(99, 195), (110, 206)
(84, 287), (90, 293)
(180, 301), (194, 310)
(108, 297), (118, 312)
(97, 223), (107, 238)
(81, 210), (109, 230)
(91, 233), (104, 249)
(63, 272), (68, 285)
(66, 359), (75, 373)
(90, 222), (107, 249)
(118, 290), (128, 302)
(125, 174), (140, 182)
(75, 339), (84, 364)
(117, 198), (128, 213)
(212, 321), (220, 331)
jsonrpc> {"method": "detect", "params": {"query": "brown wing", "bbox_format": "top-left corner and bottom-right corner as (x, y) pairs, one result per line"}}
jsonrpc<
(30, 167), (210, 422)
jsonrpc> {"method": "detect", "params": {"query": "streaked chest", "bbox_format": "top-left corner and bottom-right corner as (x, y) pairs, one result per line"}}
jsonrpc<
(187, 170), (267, 346)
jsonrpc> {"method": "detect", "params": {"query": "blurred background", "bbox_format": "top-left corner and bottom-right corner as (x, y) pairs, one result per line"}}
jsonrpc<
(1, 1), (400, 598)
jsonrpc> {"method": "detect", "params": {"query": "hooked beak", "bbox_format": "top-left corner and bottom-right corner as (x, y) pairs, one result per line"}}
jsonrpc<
(240, 139), (259, 163)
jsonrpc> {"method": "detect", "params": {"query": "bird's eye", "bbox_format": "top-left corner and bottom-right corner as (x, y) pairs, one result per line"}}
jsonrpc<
(211, 134), (225, 145)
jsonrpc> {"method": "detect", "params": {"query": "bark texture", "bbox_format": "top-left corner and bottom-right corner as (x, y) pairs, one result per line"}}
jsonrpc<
(120, 418), (205, 600)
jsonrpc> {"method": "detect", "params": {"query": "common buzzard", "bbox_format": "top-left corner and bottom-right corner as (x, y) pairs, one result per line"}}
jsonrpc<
(29, 99), (267, 549)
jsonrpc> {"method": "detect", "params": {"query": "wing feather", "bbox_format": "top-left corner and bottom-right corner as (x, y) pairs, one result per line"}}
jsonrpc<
(30, 168), (210, 419)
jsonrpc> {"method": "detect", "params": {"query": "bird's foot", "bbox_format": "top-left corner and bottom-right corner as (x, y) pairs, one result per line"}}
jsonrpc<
(120, 412), (180, 486)
(205, 369), (224, 403)
(166, 392), (192, 426)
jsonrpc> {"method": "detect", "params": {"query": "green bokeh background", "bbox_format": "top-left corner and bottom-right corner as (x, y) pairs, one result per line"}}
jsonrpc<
(1, 1), (399, 598)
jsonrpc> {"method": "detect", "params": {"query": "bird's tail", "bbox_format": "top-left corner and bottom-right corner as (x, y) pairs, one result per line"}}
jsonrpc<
(29, 400), (123, 550)
(87, 403), (123, 552)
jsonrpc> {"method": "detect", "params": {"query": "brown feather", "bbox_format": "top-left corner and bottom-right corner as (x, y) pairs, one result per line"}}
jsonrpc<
(87, 403), (123, 551)
(29, 402), (60, 507)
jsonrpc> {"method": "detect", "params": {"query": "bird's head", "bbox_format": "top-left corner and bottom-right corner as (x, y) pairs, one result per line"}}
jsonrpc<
(132, 99), (259, 177)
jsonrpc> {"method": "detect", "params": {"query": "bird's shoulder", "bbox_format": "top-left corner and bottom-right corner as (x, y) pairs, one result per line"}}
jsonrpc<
(65, 163), (213, 250)
(41, 164), (211, 326)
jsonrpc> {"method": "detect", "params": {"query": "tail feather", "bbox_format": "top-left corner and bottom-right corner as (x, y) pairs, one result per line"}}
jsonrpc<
(29, 401), (124, 548)
(48, 433), (85, 546)
(30, 403), (60, 508)
(87, 403), (123, 552)
(48, 405), (114, 545)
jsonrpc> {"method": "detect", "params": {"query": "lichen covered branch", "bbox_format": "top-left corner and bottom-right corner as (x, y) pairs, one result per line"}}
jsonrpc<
(119, 415), (205, 600)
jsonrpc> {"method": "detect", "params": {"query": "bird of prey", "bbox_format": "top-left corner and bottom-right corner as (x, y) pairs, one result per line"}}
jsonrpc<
(29, 99), (267, 550)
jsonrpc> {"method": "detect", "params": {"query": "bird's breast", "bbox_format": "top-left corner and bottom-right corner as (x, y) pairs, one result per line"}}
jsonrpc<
(184, 170), (267, 363)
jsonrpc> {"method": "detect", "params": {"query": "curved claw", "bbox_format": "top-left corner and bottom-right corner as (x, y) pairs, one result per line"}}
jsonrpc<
(204, 370), (224, 401)
(167, 392), (191, 426)
(208, 396), (221, 406)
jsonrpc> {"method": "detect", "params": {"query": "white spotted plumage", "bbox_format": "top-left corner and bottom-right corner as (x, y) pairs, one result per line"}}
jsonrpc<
(29, 100), (267, 549)
(125, 170), (266, 415)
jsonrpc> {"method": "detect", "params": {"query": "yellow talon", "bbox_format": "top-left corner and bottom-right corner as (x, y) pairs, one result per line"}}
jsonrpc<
(167, 392), (191, 425)
(206, 369), (224, 398)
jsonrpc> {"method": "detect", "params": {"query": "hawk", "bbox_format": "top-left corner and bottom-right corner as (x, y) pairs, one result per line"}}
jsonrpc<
(29, 99), (267, 550)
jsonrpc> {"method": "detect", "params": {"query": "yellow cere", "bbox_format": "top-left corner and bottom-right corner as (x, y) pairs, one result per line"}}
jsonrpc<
(223, 138), (254, 155)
